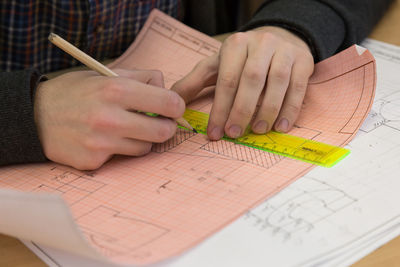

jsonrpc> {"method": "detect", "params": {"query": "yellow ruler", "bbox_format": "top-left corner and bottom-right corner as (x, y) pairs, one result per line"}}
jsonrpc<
(182, 109), (350, 168)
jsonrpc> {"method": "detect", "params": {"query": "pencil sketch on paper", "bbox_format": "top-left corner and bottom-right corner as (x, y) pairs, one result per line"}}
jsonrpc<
(16, 39), (400, 267)
(243, 176), (357, 241)
(360, 91), (400, 133)
(77, 205), (170, 259)
(31, 168), (107, 205)
(0, 10), (377, 266)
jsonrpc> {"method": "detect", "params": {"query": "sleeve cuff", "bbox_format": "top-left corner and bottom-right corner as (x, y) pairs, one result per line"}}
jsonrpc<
(0, 69), (48, 165)
(240, 0), (347, 62)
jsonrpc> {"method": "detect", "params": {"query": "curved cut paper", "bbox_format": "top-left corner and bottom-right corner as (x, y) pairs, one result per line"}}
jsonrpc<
(0, 9), (375, 266)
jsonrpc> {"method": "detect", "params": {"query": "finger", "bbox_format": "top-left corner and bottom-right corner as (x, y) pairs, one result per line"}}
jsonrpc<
(207, 33), (248, 140)
(274, 57), (314, 132)
(224, 35), (274, 138)
(101, 78), (185, 119)
(92, 108), (178, 143)
(83, 135), (152, 159)
(114, 138), (153, 157)
(252, 49), (294, 134)
(113, 69), (165, 88)
(171, 54), (219, 103)
(70, 136), (115, 170)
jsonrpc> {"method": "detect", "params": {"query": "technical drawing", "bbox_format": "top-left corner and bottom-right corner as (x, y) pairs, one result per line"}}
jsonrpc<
(32, 168), (106, 205)
(243, 177), (357, 240)
(201, 139), (285, 169)
(360, 91), (400, 133)
(152, 128), (196, 153)
(0, 10), (378, 265)
(152, 126), (285, 169)
(78, 206), (169, 257)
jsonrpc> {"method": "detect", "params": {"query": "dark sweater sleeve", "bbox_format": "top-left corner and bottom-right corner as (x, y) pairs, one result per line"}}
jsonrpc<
(241, 0), (394, 61)
(0, 69), (47, 165)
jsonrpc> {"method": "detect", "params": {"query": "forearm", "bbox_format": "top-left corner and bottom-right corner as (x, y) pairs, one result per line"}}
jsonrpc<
(242, 0), (394, 61)
(0, 70), (47, 165)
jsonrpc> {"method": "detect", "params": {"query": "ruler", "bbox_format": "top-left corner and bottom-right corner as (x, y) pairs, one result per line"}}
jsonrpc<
(181, 109), (350, 168)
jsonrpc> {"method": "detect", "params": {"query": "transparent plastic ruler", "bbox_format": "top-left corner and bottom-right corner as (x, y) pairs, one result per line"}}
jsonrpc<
(182, 109), (350, 168)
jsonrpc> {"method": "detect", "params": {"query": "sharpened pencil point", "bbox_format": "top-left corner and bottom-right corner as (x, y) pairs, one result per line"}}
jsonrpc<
(176, 117), (194, 132)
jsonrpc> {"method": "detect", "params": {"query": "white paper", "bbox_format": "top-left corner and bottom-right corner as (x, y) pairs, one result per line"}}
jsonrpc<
(0, 189), (102, 261)
(23, 39), (400, 267)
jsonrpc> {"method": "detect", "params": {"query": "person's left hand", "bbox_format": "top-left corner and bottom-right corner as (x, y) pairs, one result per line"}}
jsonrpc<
(172, 26), (314, 140)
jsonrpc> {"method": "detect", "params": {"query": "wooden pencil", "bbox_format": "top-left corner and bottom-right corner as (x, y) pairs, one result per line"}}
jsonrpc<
(48, 33), (195, 132)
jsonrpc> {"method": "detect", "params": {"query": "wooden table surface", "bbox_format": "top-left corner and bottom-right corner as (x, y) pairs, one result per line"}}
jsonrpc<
(1, 1), (400, 266)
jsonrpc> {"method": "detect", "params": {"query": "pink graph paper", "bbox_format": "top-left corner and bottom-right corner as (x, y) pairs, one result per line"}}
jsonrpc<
(0, 10), (375, 265)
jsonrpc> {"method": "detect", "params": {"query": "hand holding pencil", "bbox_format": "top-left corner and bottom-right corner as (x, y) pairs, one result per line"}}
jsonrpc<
(33, 33), (190, 170)
(48, 33), (194, 131)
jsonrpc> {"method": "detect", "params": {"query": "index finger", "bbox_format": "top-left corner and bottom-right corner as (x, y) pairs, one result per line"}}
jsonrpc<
(207, 33), (248, 140)
(101, 77), (186, 119)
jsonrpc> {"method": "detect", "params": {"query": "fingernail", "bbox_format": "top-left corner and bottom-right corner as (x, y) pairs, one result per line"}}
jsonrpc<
(229, 125), (242, 138)
(209, 126), (223, 140)
(253, 120), (268, 134)
(277, 118), (289, 132)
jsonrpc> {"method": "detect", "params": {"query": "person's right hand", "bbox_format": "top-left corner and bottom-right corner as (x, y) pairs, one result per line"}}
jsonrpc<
(34, 69), (185, 170)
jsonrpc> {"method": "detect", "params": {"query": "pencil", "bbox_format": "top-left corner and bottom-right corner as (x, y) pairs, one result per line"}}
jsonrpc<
(48, 33), (195, 132)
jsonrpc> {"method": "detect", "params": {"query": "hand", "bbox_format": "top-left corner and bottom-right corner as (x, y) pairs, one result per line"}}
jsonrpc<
(34, 69), (185, 170)
(172, 26), (314, 140)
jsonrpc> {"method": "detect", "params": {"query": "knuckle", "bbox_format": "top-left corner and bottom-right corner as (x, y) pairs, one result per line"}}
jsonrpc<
(291, 80), (307, 94)
(265, 104), (281, 117)
(87, 111), (118, 131)
(296, 53), (314, 73)
(243, 67), (265, 82)
(87, 155), (109, 170)
(73, 162), (94, 171)
(303, 52), (314, 63)
(155, 121), (176, 142)
(304, 56), (315, 73)
(271, 65), (291, 82)
(165, 91), (185, 118)
(101, 79), (124, 102)
(218, 73), (239, 91)
(135, 143), (152, 156)
(80, 158), (106, 171)
(285, 102), (302, 116)
(85, 112), (101, 130)
(281, 51), (295, 65)
(82, 136), (109, 153)
(226, 32), (248, 46)
(72, 163), (89, 171)
(234, 105), (253, 118)
(72, 145), (111, 170)
(195, 57), (216, 75)
(259, 31), (276, 43)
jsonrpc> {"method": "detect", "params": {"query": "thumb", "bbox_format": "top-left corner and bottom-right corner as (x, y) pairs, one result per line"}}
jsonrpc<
(171, 54), (219, 104)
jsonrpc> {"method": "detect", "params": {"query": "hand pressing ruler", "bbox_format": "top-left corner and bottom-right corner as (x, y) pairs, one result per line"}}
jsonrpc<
(181, 109), (350, 168)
